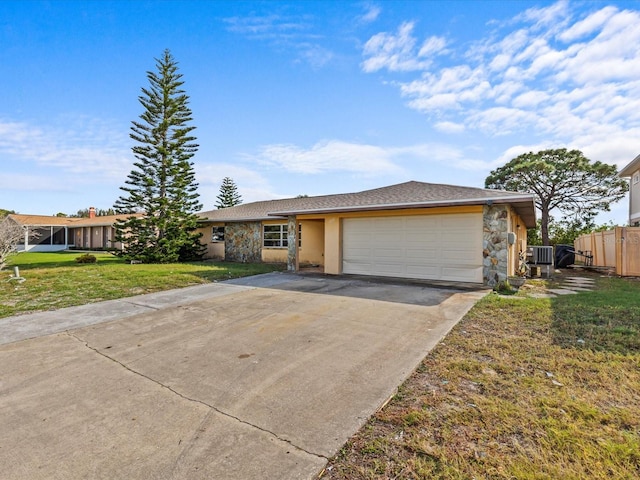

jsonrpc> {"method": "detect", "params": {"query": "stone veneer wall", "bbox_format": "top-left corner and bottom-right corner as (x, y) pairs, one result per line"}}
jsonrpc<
(287, 216), (298, 271)
(483, 205), (509, 287)
(224, 222), (262, 263)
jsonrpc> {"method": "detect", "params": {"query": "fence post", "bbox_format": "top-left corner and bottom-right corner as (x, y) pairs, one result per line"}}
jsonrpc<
(616, 227), (623, 275)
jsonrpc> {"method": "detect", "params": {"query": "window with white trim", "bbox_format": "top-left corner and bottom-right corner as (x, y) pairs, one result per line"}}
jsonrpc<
(263, 224), (302, 248)
(263, 224), (288, 248)
(633, 172), (639, 185)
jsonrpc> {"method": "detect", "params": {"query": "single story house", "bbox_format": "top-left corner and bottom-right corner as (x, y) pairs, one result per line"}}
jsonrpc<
(619, 153), (640, 226)
(9, 208), (129, 252)
(196, 181), (536, 286)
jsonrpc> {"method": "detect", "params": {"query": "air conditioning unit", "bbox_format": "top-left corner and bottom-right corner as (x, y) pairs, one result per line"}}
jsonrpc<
(528, 246), (553, 265)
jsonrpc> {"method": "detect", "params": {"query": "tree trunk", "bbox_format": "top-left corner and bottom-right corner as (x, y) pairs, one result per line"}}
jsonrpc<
(541, 205), (550, 246)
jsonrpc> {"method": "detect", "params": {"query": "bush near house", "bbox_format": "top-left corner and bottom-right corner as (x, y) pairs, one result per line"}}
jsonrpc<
(75, 254), (97, 264)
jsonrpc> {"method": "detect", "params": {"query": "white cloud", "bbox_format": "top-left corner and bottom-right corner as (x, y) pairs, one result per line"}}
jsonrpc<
(0, 116), (131, 179)
(559, 5), (617, 41)
(252, 140), (405, 175)
(223, 15), (306, 37)
(296, 43), (334, 69)
(516, 0), (571, 32)
(361, 1), (640, 171)
(246, 139), (501, 180)
(434, 121), (465, 134)
(224, 13), (334, 68)
(359, 3), (381, 24)
(362, 22), (446, 72)
(0, 173), (73, 192)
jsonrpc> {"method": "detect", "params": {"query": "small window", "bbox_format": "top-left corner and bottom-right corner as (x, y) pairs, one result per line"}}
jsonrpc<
(633, 172), (639, 185)
(263, 224), (288, 248)
(212, 226), (225, 243)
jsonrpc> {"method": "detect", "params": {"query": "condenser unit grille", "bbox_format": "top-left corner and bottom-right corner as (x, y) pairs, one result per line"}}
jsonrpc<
(530, 246), (553, 265)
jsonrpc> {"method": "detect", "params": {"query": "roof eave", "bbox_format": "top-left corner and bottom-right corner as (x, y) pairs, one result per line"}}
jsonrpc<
(619, 154), (640, 177)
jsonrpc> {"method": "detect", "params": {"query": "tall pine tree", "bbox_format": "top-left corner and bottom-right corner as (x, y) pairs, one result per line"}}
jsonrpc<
(215, 177), (243, 209)
(114, 49), (204, 262)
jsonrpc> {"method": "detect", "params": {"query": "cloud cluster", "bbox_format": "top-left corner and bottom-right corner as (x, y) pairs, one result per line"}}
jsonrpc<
(0, 116), (131, 188)
(361, 1), (640, 167)
(247, 139), (495, 177)
(224, 13), (334, 68)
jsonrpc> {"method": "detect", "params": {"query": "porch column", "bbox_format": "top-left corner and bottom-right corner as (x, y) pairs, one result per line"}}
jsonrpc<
(483, 204), (509, 287)
(287, 215), (299, 271)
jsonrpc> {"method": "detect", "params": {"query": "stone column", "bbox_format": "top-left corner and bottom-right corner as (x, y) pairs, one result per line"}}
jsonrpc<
(483, 204), (509, 287)
(287, 215), (299, 271)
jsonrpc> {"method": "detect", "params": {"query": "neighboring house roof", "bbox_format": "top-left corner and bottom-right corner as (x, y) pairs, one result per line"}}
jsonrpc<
(619, 154), (640, 177)
(199, 181), (537, 227)
(8, 214), (76, 226)
(8, 213), (140, 228)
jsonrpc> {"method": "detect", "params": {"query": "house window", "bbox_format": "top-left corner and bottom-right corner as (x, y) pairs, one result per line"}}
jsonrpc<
(263, 224), (302, 248)
(212, 226), (225, 243)
(263, 224), (288, 248)
(633, 172), (639, 185)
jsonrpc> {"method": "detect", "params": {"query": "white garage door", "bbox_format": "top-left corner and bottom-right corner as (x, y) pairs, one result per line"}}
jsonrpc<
(342, 214), (483, 283)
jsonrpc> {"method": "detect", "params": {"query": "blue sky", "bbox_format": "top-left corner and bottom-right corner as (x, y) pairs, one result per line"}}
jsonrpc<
(2, 0), (639, 223)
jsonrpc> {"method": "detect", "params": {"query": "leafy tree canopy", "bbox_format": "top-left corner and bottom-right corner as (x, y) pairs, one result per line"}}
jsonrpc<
(70, 208), (116, 218)
(114, 49), (204, 263)
(215, 177), (243, 209)
(485, 148), (627, 245)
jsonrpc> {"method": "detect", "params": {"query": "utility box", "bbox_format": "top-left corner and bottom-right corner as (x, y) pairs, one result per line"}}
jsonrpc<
(527, 246), (553, 278)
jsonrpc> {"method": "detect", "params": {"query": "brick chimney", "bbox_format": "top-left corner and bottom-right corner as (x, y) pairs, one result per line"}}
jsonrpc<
(89, 207), (96, 219)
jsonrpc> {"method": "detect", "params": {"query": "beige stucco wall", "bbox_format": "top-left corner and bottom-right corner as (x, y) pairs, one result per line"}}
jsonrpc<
(507, 208), (528, 277)
(196, 224), (225, 260)
(260, 219), (324, 265)
(299, 220), (324, 265)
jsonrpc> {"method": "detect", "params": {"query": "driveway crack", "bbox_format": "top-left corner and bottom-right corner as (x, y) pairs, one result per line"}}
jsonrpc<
(66, 331), (328, 461)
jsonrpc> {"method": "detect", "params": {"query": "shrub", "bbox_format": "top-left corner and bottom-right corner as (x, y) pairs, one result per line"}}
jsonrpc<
(75, 253), (97, 264)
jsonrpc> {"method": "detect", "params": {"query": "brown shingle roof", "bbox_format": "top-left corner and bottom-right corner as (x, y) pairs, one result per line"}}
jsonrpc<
(199, 181), (536, 227)
(8, 214), (77, 226)
(8, 213), (141, 227)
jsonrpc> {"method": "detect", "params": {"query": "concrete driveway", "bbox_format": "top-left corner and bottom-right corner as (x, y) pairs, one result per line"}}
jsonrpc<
(0, 273), (487, 479)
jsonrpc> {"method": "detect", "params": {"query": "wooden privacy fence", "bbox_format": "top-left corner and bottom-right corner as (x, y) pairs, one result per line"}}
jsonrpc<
(574, 227), (640, 276)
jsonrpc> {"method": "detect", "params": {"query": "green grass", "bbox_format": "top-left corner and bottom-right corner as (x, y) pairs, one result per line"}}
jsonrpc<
(322, 271), (640, 479)
(0, 251), (285, 318)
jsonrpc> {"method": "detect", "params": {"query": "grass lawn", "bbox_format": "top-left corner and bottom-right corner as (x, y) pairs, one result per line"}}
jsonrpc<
(0, 251), (285, 318)
(322, 271), (640, 479)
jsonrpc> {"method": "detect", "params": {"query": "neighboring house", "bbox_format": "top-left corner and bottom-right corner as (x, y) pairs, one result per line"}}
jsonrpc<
(196, 181), (536, 287)
(9, 207), (128, 252)
(619, 153), (640, 226)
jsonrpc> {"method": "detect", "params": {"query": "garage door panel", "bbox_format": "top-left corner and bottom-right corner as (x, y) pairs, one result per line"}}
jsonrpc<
(442, 266), (483, 282)
(342, 260), (372, 275)
(343, 214), (483, 283)
(405, 265), (441, 278)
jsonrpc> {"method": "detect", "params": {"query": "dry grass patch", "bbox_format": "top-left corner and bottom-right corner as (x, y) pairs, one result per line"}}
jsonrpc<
(322, 271), (640, 479)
